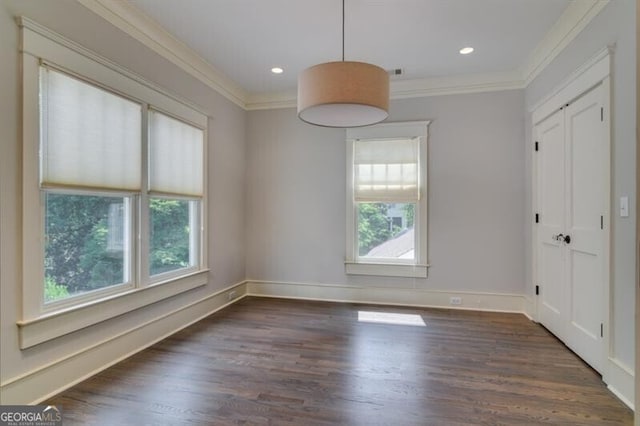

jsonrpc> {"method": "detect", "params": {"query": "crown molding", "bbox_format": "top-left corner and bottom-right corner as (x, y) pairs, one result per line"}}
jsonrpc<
(389, 71), (524, 100)
(246, 90), (298, 111)
(76, 0), (248, 108)
(77, 0), (609, 111)
(246, 72), (524, 110)
(520, 0), (610, 86)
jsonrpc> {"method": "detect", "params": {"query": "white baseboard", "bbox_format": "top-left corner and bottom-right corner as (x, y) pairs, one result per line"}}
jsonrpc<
(0, 281), (247, 405)
(605, 357), (635, 410)
(246, 280), (526, 314)
(523, 295), (537, 321)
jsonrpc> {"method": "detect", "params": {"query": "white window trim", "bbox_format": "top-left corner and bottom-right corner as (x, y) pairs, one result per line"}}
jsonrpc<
(345, 121), (430, 278)
(19, 18), (209, 348)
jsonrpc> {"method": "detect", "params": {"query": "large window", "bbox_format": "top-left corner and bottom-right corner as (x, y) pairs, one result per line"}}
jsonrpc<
(148, 110), (203, 279)
(37, 67), (204, 310)
(346, 122), (429, 278)
(20, 19), (208, 344)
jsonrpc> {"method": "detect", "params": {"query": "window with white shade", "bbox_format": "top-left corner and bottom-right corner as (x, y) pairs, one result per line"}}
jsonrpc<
(148, 110), (204, 197)
(148, 111), (203, 278)
(346, 122), (429, 278)
(353, 138), (419, 202)
(38, 67), (205, 307)
(40, 67), (140, 306)
(19, 20), (208, 348)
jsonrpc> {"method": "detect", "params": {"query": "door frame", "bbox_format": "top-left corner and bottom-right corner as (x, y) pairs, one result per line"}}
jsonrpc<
(530, 46), (612, 376)
(635, 0), (639, 421)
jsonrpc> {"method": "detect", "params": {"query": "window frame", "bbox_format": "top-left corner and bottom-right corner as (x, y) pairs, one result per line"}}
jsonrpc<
(18, 18), (209, 348)
(345, 121), (430, 278)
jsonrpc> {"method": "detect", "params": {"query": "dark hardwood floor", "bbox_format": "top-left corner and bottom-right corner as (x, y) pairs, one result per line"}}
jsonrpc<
(48, 297), (633, 425)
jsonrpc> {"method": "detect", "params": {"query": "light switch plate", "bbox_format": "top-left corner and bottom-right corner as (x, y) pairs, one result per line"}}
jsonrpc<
(620, 196), (629, 217)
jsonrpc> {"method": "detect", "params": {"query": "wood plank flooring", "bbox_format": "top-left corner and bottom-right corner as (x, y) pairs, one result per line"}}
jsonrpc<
(48, 297), (633, 425)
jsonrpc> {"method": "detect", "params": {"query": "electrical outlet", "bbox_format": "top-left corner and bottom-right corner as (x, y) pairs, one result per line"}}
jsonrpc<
(449, 297), (462, 306)
(228, 290), (237, 301)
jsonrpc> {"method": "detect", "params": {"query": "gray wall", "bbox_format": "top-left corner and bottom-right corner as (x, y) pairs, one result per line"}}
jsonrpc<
(246, 90), (526, 294)
(0, 0), (634, 405)
(0, 0), (246, 387)
(524, 0), (636, 369)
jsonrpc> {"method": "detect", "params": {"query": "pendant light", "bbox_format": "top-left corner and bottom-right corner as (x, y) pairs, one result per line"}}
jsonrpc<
(297, 0), (389, 128)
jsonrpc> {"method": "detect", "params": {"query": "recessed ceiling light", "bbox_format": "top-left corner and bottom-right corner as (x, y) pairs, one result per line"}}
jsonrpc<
(271, 67), (284, 74)
(459, 47), (474, 55)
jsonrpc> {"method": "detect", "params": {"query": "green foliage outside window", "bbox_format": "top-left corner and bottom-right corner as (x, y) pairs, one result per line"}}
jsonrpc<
(403, 203), (415, 228)
(358, 202), (415, 256)
(358, 203), (393, 256)
(44, 194), (192, 303)
(44, 276), (69, 302)
(44, 194), (123, 300)
(149, 198), (191, 276)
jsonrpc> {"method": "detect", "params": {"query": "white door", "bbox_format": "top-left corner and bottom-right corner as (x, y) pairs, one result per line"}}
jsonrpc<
(535, 83), (605, 373)
(563, 84), (605, 372)
(536, 109), (566, 339)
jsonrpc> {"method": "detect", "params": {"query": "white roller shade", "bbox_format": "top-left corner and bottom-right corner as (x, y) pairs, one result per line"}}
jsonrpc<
(149, 110), (204, 197)
(41, 67), (142, 190)
(353, 138), (420, 202)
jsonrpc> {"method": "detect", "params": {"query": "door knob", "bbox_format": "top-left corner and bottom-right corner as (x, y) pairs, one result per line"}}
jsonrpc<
(552, 234), (571, 244)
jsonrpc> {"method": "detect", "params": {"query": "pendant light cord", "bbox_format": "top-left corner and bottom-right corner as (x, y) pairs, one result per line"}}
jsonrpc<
(342, 0), (345, 62)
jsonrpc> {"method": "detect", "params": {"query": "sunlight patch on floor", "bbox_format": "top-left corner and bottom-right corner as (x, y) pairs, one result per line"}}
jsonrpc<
(357, 311), (426, 326)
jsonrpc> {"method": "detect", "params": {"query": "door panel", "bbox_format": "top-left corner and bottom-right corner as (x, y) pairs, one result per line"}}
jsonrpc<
(536, 110), (565, 339)
(540, 244), (563, 329)
(571, 249), (600, 339)
(565, 84), (604, 373)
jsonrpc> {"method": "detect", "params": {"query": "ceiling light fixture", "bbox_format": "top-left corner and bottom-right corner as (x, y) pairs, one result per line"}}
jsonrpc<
(297, 0), (389, 127)
(271, 67), (284, 74)
(459, 47), (474, 55)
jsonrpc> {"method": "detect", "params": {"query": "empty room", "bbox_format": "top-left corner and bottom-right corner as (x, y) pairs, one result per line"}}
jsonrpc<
(0, 0), (637, 424)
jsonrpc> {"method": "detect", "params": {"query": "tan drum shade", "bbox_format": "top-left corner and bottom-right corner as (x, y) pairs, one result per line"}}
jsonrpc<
(297, 61), (389, 127)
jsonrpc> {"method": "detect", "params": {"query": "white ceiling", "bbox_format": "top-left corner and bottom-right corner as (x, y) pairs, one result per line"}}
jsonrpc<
(127, 0), (572, 96)
(75, 0), (607, 108)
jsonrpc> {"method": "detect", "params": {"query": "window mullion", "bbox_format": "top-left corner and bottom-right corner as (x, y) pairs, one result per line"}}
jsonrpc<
(139, 104), (150, 288)
(413, 202), (421, 266)
(190, 201), (200, 267)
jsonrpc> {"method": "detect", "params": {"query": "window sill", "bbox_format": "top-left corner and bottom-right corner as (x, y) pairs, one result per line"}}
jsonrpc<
(17, 270), (208, 349)
(345, 262), (429, 278)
